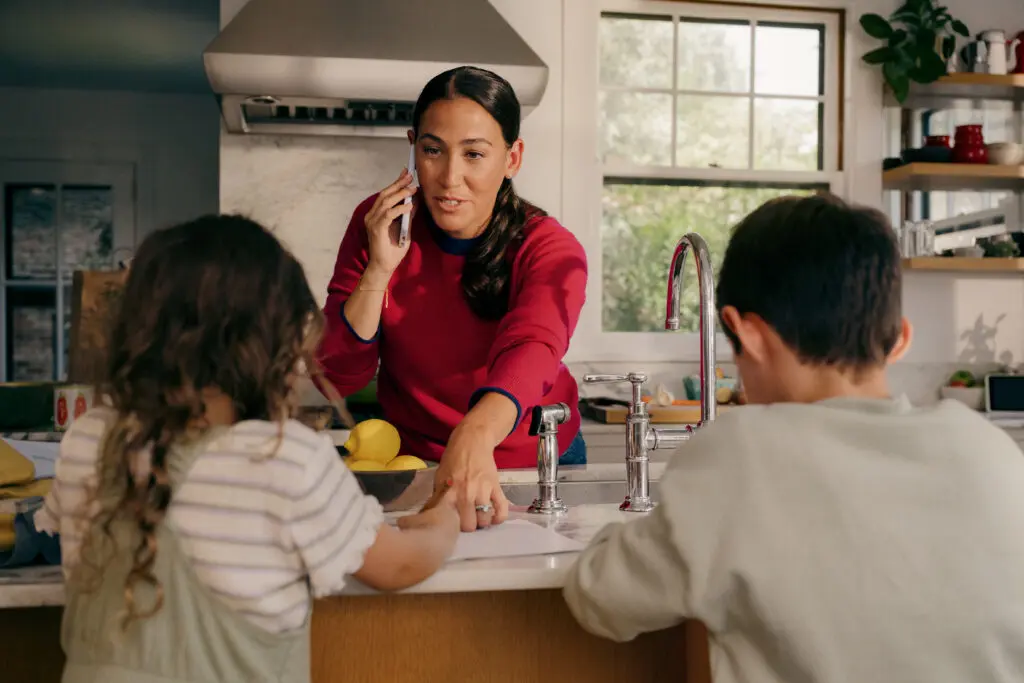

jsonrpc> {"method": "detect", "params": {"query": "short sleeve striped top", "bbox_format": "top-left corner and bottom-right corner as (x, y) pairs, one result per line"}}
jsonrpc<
(35, 407), (384, 633)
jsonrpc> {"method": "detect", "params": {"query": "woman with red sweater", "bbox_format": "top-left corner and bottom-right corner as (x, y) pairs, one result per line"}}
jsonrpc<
(318, 67), (587, 532)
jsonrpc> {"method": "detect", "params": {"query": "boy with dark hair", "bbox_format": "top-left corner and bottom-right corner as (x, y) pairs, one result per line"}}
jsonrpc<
(564, 194), (1024, 683)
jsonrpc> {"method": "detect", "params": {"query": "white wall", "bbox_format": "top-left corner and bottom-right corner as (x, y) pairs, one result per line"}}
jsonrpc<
(0, 87), (220, 240)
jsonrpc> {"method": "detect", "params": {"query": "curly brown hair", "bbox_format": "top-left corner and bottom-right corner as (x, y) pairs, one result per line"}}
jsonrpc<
(76, 214), (336, 628)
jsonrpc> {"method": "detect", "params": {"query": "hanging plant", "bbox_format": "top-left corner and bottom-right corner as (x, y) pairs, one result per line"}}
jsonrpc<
(859, 0), (970, 103)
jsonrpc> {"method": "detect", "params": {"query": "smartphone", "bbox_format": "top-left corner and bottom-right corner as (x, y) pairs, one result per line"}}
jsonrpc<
(399, 144), (416, 247)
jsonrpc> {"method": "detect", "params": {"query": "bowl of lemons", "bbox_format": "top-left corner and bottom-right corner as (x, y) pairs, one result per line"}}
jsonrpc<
(340, 419), (437, 512)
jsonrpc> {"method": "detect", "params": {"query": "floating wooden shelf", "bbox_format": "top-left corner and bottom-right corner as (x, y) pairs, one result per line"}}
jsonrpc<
(883, 163), (1024, 192)
(902, 257), (1024, 272)
(891, 73), (1024, 108)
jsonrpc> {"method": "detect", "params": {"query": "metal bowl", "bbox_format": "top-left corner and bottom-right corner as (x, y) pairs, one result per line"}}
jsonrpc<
(341, 454), (438, 512)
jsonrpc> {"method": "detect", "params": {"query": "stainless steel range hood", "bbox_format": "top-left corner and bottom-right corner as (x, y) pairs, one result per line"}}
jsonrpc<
(203, 0), (549, 137)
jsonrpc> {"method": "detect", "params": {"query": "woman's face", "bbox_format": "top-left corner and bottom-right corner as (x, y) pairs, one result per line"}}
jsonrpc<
(409, 97), (523, 239)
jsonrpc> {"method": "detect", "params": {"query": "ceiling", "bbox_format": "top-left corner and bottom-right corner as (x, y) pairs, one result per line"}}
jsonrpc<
(0, 0), (220, 93)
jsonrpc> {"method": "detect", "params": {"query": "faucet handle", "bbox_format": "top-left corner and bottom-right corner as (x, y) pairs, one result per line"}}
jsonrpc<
(583, 372), (648, 407)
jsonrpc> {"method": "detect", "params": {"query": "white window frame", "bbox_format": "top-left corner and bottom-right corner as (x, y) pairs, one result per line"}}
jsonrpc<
(562, 0), (887, 363)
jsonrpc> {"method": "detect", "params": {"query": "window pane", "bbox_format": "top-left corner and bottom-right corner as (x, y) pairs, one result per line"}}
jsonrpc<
(602, 183), (818, 332)
(600, 91), (673, 166)
(677, 95), (750, 169)
(754, 98), (822, 171)
(5, 185), (56, 279)
(600, 15), (673, 89)
(677, 19), (751, 93)
(62, 185), (114, 275)
(7, 288), (55, 381)
(754, 24), (823, 96)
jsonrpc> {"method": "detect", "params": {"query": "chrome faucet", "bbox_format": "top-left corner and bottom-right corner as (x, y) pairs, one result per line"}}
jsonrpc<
(526, 402), (570, 515)
(666, 232), (717, 425)
(583, 232), (718, 513)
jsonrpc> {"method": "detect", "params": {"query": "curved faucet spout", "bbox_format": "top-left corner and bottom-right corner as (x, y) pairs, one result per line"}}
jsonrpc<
(664, 232), (717, 425)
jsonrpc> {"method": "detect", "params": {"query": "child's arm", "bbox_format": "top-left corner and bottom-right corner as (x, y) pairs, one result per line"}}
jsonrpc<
(353, 495), (460, 591)
(563, 506), (690, 642)
(292, 439), (459, 596)
(563, 420), (745, 643)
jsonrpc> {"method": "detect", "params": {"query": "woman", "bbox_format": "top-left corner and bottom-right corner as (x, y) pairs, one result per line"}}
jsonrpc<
(318, 66), (587, 532)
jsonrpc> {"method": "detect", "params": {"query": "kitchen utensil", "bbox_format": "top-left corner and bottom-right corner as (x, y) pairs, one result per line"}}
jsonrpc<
(978, 30), (1014, 74)
(1014, 31), (1024, 73)
(398, 144), (416, 248)
(952, 125), (988, 164)
(960, 40), (988, 72)
(986, 142), (1024, 166)
(54, 384), (94, 432)
(345, 456), (437, 512)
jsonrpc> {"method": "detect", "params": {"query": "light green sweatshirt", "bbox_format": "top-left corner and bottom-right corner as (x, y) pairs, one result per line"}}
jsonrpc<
(564, 396), (1024, 683)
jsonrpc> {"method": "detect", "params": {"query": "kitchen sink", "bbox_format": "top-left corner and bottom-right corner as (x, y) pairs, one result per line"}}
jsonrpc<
(501, 481), (660, 507)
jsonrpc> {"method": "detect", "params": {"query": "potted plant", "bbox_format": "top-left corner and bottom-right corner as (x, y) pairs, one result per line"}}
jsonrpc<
(859, 0), (970, 103)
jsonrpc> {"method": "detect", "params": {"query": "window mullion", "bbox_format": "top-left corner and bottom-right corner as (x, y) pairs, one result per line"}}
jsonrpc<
(671, 15), (679, 168)
(747, 19), (757, 171)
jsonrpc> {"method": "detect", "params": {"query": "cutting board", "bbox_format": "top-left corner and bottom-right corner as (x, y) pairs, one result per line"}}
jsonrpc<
(68, 269), (128, 384)
(585, 403), (734, 425)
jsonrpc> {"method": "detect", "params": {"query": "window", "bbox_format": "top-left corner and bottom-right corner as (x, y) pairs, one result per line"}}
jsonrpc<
(599, 5), (840, 335)
(0, 162), (134, 381)
(562, 1), (843, 362)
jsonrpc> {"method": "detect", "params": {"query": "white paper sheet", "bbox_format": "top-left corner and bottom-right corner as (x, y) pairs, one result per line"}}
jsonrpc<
(449, 519), (584, 562)
(2, 439), (59, 480)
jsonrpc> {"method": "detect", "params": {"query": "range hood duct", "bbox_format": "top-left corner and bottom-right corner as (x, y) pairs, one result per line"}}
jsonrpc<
(203, 0), (549, 137)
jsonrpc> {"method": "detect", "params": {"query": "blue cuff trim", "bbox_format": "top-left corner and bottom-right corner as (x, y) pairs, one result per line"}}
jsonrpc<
(469, 386), (523, 435)
(340, 301), (379, 344)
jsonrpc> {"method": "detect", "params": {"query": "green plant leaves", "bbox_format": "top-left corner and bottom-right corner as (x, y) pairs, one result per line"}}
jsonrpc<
(863, 47), (895, 64)
(941, 35), (956, 59)
(860, 14), (893, 39)
(859, 0), (967, 99)
(884, 61), (911, 103)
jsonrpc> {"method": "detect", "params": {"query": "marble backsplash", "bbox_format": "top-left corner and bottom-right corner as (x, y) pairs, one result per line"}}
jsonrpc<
(220, 132), (409, 304)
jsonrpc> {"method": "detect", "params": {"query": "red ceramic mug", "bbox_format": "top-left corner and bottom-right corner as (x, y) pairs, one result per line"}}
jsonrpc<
(924, 135), (951, 148)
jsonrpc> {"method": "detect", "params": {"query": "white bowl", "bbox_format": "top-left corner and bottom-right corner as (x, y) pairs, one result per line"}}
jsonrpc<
(939, 385), (984, 411)
(986, 142), (1024, 166)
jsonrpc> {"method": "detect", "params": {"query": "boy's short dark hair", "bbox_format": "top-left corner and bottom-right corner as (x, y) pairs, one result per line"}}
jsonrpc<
(716, 193), (902, 368)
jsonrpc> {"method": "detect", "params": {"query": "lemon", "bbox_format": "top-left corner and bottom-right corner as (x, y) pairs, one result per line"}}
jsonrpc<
(344, 419), (400, 465)
(385, 455), (428, 471)
(348, 459), (387, 472)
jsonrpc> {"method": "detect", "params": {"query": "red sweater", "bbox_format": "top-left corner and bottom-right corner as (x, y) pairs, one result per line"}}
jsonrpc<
(317, 195), (587, 470)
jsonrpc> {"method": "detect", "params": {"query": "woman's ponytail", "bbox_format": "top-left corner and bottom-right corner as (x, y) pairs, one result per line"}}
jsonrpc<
(461, 179), (544, 320)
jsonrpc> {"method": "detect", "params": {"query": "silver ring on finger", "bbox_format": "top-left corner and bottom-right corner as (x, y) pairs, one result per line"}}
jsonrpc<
(475, 503), (493, 514)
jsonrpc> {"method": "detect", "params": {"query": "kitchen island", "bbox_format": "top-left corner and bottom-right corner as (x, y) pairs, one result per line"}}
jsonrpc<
(0, 465), (709, 683)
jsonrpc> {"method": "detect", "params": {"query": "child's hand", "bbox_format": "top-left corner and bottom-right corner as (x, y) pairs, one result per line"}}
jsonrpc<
(397, 487), (459, 532)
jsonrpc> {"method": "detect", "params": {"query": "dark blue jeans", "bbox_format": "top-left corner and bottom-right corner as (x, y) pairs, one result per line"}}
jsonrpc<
(558, 430), (587, 466)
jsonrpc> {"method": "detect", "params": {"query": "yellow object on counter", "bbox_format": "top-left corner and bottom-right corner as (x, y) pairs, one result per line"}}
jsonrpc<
(344, 419), (401, 465)
(0, 439), (34, 487)
(0, 477), (52, 500)
(0, 514), (14, 551)
(347, 459), (387, 472)
(385, 455), (428, 471)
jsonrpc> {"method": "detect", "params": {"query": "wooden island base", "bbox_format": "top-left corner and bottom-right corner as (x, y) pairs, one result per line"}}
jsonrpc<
(3, 590), (710, 683)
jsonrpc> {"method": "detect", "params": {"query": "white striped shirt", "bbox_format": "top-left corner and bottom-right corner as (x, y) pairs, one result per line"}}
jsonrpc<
(35, 407), (383, 633)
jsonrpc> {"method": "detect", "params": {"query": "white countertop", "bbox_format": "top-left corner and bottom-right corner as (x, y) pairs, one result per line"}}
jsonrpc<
(0, 464), (658, 609)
